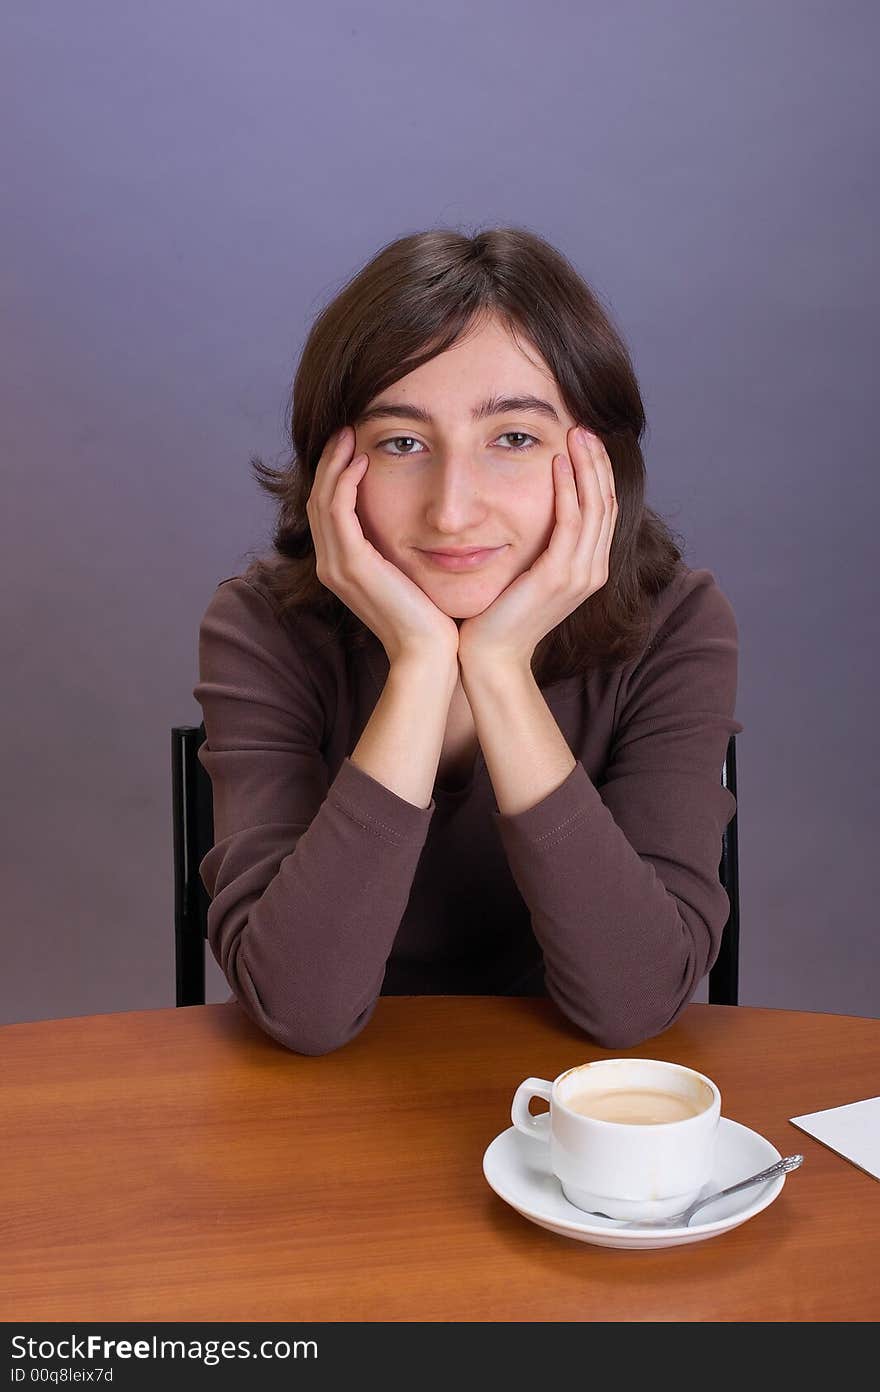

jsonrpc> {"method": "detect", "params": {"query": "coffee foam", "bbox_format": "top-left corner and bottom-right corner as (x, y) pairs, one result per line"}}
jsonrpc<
(556, 1059), (715, 1121)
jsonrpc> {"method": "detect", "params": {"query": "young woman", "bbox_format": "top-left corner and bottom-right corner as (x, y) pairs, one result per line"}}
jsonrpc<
(194, 225), (742, 1056)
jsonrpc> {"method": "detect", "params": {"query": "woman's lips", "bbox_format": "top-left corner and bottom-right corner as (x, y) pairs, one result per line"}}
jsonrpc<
(419, 546), (508, 571)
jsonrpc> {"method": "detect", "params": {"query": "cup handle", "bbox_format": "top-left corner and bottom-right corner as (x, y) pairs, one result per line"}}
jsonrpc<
(511, 1078), (553, 1141)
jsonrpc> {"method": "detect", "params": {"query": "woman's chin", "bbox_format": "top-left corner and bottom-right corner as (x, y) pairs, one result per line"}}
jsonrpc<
(405, 567), (507, 618)
(432, 593), (500, 622)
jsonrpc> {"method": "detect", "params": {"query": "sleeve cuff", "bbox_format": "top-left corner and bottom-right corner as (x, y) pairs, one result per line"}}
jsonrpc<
(491, 759), (598, 846)
(328, 756), (436, 840)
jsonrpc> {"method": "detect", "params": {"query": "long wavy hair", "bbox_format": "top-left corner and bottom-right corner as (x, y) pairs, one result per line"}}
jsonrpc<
(243, 225), (685, 682)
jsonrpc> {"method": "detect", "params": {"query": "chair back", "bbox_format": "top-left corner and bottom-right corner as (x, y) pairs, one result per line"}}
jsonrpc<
(171, 725), (214, 1008)
(710, 736), (739, 1005)
(172, 725), (740, 1008)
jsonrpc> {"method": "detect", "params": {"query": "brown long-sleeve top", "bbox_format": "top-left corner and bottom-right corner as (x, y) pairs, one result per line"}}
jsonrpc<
(193, 556), (742, 1055)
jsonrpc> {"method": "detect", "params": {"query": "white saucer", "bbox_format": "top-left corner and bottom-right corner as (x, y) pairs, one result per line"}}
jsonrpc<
(482, 1116), (787, 1249)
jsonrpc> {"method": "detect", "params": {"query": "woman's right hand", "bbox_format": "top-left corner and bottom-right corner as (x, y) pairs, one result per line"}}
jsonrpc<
(306, 425), (461, 669)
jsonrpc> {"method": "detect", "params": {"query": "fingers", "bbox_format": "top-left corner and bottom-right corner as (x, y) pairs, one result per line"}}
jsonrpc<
(311, 425), (356, 509)
(581, 430), (618, 571)
(328, 428), (368, 530)
(308, 425), (355, 575)
(310, 424), (373, 576)
(550, 427), (618, 574)
(545, 431), (590, 566)
(547, 453), (581, 560)
(307, 424), (357, 530)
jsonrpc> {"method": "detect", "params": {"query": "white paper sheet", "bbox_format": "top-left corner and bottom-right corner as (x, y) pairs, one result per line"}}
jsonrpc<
(789, 1096), (880, 1180)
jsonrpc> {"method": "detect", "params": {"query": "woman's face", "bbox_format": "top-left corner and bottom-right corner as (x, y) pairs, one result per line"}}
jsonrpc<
(352, 314), (577, 621)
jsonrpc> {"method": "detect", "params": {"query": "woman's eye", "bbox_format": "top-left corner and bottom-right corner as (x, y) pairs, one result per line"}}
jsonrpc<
(499, 432), (539, 451)
(378, 436), (424, 456)
(377, 432), (539, 456)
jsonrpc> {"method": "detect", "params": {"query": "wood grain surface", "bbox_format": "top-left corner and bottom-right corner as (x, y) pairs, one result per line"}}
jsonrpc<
(2, 997), (878, 1321)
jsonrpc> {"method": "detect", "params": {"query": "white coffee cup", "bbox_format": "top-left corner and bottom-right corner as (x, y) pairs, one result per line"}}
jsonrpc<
(511, 1058), (721, 1220)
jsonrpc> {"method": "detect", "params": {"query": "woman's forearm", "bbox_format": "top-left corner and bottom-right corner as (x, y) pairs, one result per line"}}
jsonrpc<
(350, 652), (459, 809)
(459, 658), (577, 815)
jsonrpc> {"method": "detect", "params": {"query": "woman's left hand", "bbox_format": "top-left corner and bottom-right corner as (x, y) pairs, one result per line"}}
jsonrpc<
(457, 425), (619, 673)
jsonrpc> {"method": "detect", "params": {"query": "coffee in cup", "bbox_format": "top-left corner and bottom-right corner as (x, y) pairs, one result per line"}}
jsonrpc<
(511, 1058), (721, 1221)
(565, 1087), (705, 1124)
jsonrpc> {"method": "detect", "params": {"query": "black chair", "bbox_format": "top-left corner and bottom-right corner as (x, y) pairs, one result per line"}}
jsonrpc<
(172, 726), (740, 1009)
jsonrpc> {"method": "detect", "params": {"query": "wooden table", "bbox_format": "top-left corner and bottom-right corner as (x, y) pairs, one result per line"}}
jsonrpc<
(2, 998), (878, 1321)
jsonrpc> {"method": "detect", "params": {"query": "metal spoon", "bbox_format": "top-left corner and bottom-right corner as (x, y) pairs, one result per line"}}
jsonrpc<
(587, 1154), (804, 1228)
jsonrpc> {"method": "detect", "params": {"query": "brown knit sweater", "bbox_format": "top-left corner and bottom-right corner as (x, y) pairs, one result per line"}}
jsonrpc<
(193, 558), (741, 1054)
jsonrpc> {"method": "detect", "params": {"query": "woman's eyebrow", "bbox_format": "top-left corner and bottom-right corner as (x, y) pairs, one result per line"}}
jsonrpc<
(355, 393), (561, 426)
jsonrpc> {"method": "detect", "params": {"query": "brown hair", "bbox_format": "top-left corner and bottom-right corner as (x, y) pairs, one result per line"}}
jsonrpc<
(244, 225), (685, 681)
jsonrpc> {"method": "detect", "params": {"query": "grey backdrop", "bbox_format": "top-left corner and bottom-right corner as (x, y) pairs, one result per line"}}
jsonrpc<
(2, 1), (876, 1026)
